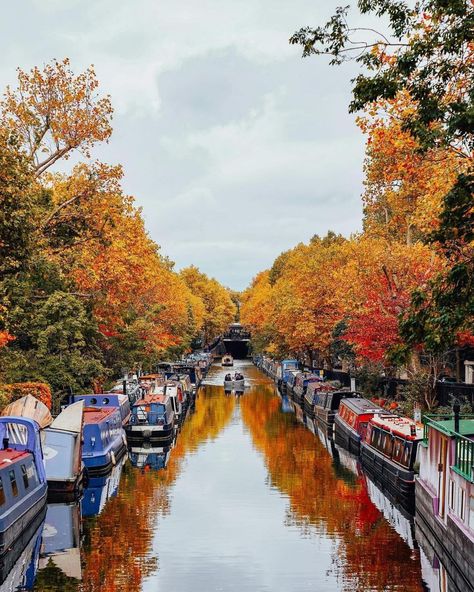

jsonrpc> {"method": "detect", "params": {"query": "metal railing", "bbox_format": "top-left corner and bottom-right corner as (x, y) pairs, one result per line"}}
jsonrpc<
(422, 414), (474, 482)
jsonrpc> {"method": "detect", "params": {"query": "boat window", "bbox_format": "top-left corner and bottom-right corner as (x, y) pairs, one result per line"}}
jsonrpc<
(90, 397), (97, 405)
(383, 432), (393, 456)
(9, 470), (18, 497)
(21, 464), (29, 489)
(401, 441), (412, 468)
(0, 478), (5, 506)
(102, 397), (110, 405)
(392, 437), (404, 464)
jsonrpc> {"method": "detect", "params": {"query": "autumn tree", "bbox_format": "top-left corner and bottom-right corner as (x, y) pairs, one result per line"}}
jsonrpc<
(180, 266), (237, 344)
(0, 58), (113, 176)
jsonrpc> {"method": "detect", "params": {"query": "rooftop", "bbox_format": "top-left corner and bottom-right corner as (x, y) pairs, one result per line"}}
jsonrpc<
(426, 417), (474, 438)
(372, 413), (424, 440)
(0, 449), (29, 465)
(342, 398), (383, 415)
(83, 407), (119, 423)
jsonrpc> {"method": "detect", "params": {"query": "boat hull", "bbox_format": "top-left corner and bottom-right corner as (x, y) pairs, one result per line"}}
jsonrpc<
(125, 423), (175, 443)
(83, 439), (127, 476)
(0, 485), (47, 555)
(334, 415), (361, 455)
(360, 442), (415, 513)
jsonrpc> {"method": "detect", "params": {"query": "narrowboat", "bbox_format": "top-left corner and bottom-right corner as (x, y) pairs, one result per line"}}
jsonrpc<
(416, 409), (474, 592)
(283, 370), (300, 397)
(43, 400), (84, 499)
(278, 359), (299, 391)
(81, 407), (127, 476)
(292, 373), (321, 406)
(126, 394), (175, 443)
(303, 381), (329, 419)
(314, 390), (360, 432)
(360, 413), (424, 511)
(39, 502), (81, 581)
(0, 417), (47, 555)
(72, 393), (131, 426)
(129, 443), (172, 470)
(170, 363), (202, 390)
(222, 354), (234, 367)
(334, 397), (383, 454)
(109, 375), (142, 404)
(163, 380), (187, 425)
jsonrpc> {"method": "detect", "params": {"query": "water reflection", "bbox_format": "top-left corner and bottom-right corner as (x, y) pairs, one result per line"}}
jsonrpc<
(28, 362), (436, 591)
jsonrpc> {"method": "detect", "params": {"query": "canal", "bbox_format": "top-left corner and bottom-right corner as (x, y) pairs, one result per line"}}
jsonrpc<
(30, 362), (435, 592)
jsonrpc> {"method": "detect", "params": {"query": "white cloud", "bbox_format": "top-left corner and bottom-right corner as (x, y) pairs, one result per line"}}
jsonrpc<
(0, 0), (368, 288)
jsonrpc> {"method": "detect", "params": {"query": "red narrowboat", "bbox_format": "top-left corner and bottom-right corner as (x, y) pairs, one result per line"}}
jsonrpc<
(334, 397), (383, 454)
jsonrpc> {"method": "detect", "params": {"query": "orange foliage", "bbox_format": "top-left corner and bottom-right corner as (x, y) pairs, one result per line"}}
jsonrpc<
(0, 382), (52, 410)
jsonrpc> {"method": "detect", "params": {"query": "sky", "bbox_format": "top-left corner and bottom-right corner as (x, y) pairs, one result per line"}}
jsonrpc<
(0, 1), (367, 290)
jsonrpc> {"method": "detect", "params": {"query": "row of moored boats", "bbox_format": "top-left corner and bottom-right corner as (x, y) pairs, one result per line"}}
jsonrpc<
(0, 353), (212, 562)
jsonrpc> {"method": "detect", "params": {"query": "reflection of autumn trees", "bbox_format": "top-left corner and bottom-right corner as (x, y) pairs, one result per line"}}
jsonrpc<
(240, 386), (424, 592)
(33, 388), (235, 592)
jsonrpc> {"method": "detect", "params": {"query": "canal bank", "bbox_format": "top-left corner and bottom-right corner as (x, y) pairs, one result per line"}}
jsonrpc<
(29, 363), (447, 591)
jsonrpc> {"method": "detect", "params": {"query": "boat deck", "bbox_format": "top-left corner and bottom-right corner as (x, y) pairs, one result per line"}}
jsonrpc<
(83, 407), (118, 424)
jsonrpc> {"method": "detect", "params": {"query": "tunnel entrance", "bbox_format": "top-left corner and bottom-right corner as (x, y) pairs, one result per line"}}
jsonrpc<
(224, 340), (250, 359)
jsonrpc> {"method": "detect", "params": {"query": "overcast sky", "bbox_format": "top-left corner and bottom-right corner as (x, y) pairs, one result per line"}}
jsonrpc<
(1, 1), (367, 290)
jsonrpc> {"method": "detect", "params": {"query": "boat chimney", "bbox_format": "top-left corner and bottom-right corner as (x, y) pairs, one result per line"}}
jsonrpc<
(123, 379), (127, 399)
(410, 424), (416, 437)
(453, 398), (461, 433)
(2, 437), (9, 450)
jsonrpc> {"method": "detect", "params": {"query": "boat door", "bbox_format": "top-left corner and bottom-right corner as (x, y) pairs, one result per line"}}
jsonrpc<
(437, 435), (449, 521)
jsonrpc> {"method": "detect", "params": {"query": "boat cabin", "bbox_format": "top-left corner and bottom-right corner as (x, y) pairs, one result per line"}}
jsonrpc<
(334, 398), (384, 454)
(0, 417), (47, 554)
(126, 394), (175, 442)
(81, 407), (126, 475)
(73, 393), (131, 426)
(364, 414), (424, 471)
(314, 390), (360, 428)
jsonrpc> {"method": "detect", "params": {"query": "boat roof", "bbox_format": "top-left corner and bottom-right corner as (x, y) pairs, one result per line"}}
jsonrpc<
(0, 448), (30, 465)
(134, 394), (169, 406)
(371, 413), (424, 440)
(139, 374), (165, 381)
(340, 398), (383, 415)
(83, 407), (119, 424)
(1, 395), (52, 429)
(51, 400), (84, 433)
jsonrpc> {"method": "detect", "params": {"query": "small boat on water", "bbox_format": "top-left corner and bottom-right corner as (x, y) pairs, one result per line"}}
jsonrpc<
(222, 354), (234, 367)
(0, 417), (48, 555)
(43, 400), (85, 499)
(126, 394), (175, 443)
(81, 407), (127, 476)
(360, 413), (424, 511)
(224, 373), (245, 394)
(334, 397), (384, 454)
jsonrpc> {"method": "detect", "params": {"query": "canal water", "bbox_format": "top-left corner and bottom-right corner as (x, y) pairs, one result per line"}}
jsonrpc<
(27, 362), (438, 592)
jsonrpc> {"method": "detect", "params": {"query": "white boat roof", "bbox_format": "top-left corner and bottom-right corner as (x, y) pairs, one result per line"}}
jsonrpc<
(371, 413), (424, 440)
(51, 400), (84, 433)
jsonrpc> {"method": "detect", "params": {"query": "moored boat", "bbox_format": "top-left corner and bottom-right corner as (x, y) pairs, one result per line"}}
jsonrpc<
(334, 397), (383, 454)
(43, 400), (85, 499)
(81, 407), (127, 476)
(314, 390), (360, 432)
(126, 394), (175, 443)
(292, 372), (321, 406)
(360, 413), (424, 511)
(0, 417), (48, 555)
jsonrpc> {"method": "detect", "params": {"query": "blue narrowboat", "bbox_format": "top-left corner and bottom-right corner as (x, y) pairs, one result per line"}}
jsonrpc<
(278, 359), (299, 391)
(72, 393), (131, 426)
(0, 417), (48, 555)
(126, 394), (175, 443)
(81, 407), (127, 476)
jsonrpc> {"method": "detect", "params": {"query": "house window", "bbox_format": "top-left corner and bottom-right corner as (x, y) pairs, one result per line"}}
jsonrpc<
(449, 480), (455, 510)
(9, 470), (18, 497)
(459, 488), (466, 521)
